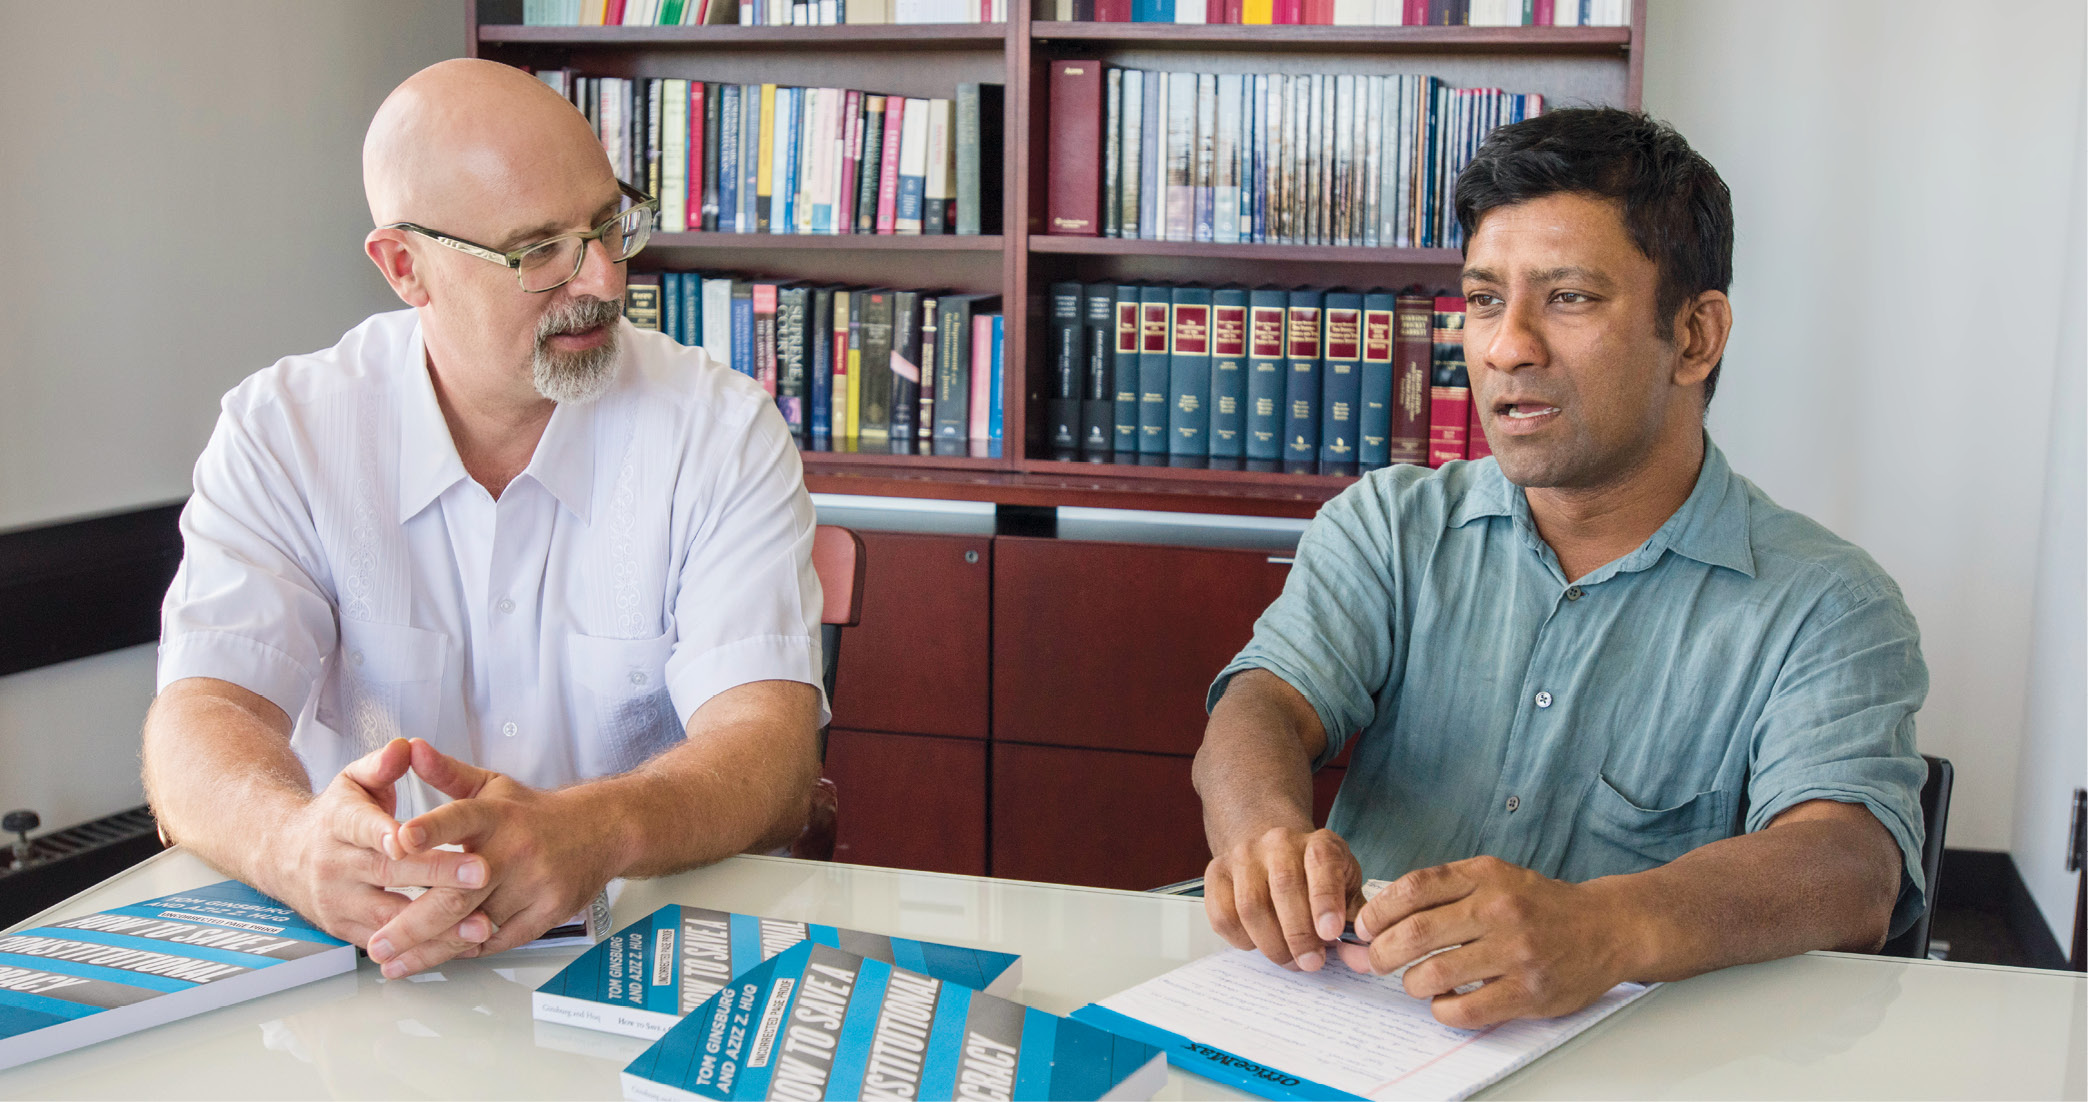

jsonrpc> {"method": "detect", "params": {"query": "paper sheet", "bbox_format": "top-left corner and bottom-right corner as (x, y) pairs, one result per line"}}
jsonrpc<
(1097, 948), (1649, 1101)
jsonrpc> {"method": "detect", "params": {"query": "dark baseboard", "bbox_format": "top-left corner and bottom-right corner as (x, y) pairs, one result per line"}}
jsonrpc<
(0, 502), (186, 678)
(1938, 847), (2073, 971)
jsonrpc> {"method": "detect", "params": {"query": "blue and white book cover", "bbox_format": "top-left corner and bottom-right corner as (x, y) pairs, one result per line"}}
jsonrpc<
(620, 940), (1166, 1101)
(0, 880), (353, 1071)
(534, 904), (1022, 1040)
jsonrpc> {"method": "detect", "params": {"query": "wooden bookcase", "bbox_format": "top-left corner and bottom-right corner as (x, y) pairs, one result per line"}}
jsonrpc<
(471, 2), (1645, 519)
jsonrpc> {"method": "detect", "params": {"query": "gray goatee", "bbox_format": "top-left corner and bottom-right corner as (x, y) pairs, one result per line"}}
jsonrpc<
(532, 296), (623, 404)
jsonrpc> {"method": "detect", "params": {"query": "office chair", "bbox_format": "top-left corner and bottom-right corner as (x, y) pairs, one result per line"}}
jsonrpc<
(1151, 754), (1957, 960)
(789, 525), (865, 862)
(1879, 754), (1953, 960)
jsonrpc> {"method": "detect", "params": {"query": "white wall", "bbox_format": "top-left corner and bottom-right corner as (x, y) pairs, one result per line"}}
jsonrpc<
(1643, 0), (2087, 879)
(0, 1), (467, 834)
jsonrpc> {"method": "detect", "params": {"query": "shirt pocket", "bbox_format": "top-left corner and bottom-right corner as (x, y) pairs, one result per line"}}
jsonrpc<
(568, 630), (683, 777)
(1583, 774), (1736, 871)
(329, 621), (449, 755)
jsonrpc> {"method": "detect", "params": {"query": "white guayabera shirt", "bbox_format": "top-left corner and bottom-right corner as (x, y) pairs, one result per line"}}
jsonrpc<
(158, 309), (827, 820)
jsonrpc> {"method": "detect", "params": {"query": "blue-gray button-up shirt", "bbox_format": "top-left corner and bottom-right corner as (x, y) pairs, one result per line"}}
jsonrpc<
(1211, 441), (1929, 934)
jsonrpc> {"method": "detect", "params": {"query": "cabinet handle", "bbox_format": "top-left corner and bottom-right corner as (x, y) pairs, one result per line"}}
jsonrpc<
(1267, 556), (1295, 566)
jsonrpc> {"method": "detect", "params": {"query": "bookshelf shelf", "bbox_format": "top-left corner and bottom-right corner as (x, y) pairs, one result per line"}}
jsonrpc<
(1026, 21), (1631, 52)
(1029, 236), (1462, 265)
(650, 231), (1006, 252)
(477, 23), (1010, 47)
(474, 0), (1644, 517)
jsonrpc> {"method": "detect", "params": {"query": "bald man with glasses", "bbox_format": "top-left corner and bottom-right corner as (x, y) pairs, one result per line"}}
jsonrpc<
(142, 59), (826, 979)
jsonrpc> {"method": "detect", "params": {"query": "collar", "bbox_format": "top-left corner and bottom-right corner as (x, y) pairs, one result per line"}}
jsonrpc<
(1445, 435), (1756, 580)
(396, 321), (471, 524)
(394, 320), (602, 526)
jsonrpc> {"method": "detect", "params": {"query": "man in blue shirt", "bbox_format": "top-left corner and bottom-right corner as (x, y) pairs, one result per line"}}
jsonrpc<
(1195, 109), (1926, 1029)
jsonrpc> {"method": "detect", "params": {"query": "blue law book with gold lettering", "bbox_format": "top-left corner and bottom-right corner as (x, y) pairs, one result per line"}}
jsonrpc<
(534, 904), (1020, 1041)
(620, 940), (1166, 1101)
(0, 880), (354, 1072)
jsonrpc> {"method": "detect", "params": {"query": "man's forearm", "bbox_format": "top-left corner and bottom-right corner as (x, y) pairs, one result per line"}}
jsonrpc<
(1193, 669), (1327, 856)
(570, 679), (823, 880)
(141, 679), (312, 895)
(1599, 801), (1902, 982)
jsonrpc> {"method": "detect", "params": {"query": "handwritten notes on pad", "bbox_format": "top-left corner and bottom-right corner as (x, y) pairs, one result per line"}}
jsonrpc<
(1071, 949), (1650, 1101)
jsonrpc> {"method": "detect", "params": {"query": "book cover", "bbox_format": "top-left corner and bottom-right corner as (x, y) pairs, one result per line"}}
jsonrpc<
(1466, 391), (1492, 461)
(890, 289), (924, 445)
(534, 904), (1019, 1042)
(846, 294), (865, 439)
(1048, 61), (1105, 235)
(626, 274), (664, 331)
(832, 290), (854, 440)
(876, 96), (906, 234)
(1358, 291), (1395, 468)
(1163, 71), (1195, 242)
(1102, 70), (1122, 239)
(718, 85), (743, 231)
(681, 270), (702, 349)
(1389, 291), (1430, 464)
(836, 89), (862, 234)
(1136, 285), (1172, 454)
(1427, 294), (1468, 466)
(1112, 285), (1142, 453)
(755, 83), (777, 233)
(810, 286), (835, 439)
(1048, 281), (1085, 453)
(729, 281), (756, 378)
(1167, 286), (1212, 456)
(923, 97), (954, 235)
(1213, 73), (1242, 244)
(775, 284), (809, 436)
(752, 282), (780, 396)
(662, 272), (683, 343)
(895, 97), (929, 234)
(1139, 67), (1162, 240)
(1081, 283), (1117, 456)
(1318, 291), (1363, 467)
(990, 314), (1005, 445)
(856, 95), (888, 233)
(620, 940), (1162, 1101)
(1283, 289), (1322, 467)
(700, 81), (721, 230)
(1208, 287), (1247, 458)
(969, 313), (994, 444)
(955, 83), (1005, 235)
(1192, 73), (1216, 242)
(858, 290), (895, 441)
(663, 78), (689, 231)
(1245, 289), (1286, 461)
(704, 277), (735, 368)
(1118, 70), (1144, 240)
(918, 294), (939, 444)
(0, 880), (353, 1072)
(934, 295), (989, 444)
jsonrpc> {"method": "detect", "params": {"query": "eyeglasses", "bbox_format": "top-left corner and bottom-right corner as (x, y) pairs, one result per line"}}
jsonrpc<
(382, 181), (660, 293)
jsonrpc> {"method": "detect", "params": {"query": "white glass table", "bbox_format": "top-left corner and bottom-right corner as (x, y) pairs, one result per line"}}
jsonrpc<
(2, 848), (2081, 1099)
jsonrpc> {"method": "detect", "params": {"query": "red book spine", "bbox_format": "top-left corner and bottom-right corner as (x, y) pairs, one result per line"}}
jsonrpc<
(753, 283), (780, 397)
(607, 0), (628, 22)
(1303, 0), (1331, 21)
(686, 82), (705, 231)
(1207, 0), (1225, 20)
(1389, 293), (1431, 465)
(1532, 0), (1553, 22)
(1465, 399), (1491, 460)
(1402, 0), (1425, 23)
(1427, 295), (1467, 467)
(837, 89), (862, 235)
(1095, 0), (1131, 17)
(1221, 0), (1241, 20)
(1047, 60), (1104, 236)
(876, 97), (906, 234)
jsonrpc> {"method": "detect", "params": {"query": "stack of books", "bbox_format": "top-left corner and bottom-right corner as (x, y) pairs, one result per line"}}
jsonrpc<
(624, 274), (1005, 455)
(532, 74), (1004, 236)
(1041, 282), (1486, 472)
(520, 0), (1007, 24)
(1041, 0), (1629, 24)
(1049, 63), (1539, 248)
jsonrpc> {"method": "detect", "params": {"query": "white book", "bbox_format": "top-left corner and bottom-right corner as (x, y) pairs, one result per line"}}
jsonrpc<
(1331, 0), (1370, 24)
(1150, 70), (1168, 241)
(601, 78), (628, 183)
(1119, 69), (1144, 240)
(0, 881), (354, 1073)
(1377, 74), (1397, 248)
(1173, 0), (1205, 24)
(1213, 73), (1241, 245)
(661, 79), (688, 231)
(701, 278), (734, 364)
(1361, 74), (1379, 248)
(894, 96), (929, 234)
(1373, 0), (1399, 23)
(923, 97), (954, 233)
(794, 88), (820, 235)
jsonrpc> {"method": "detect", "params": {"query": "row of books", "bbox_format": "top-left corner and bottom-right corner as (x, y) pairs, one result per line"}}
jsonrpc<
(624, 272), (1006, 451)
(537, 72), (1003, 236)
(520, 0), (1004, 25)
(1044, 282), (1488, 470)
(1049, 64), (1539, 249)
(1041, 0), (1627, 24)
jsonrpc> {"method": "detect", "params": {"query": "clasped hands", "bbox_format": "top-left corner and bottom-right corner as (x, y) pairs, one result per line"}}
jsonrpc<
(280, 737), (614, 979)
(1204, 827), (1640, 1028)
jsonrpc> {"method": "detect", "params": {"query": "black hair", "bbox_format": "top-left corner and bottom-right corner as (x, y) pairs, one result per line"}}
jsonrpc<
(1454, 108), (1734, 405)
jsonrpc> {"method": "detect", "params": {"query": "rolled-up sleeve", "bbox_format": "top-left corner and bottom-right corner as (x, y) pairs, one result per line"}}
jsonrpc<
(663, 395), (827, 729)
(1746, 576), (1930, 937)
(158, 404), (337, 722)
(1207, 478), (1401, 768)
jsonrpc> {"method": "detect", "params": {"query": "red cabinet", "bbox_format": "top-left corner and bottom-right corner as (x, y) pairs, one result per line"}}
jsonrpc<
(823, 728), (986, 876)
(830, 531), (991, 739)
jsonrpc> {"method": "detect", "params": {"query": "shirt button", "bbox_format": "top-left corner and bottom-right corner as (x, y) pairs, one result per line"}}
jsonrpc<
(497, 597), (517, 614)
(1505, 795), (1520, 812)
(1535, 691), (1553, 708)
(502, 721), (518, 738)
(628, 670), (648, 686)
(350, 650), (365, 668)
(1565, 586), (1583, 601)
